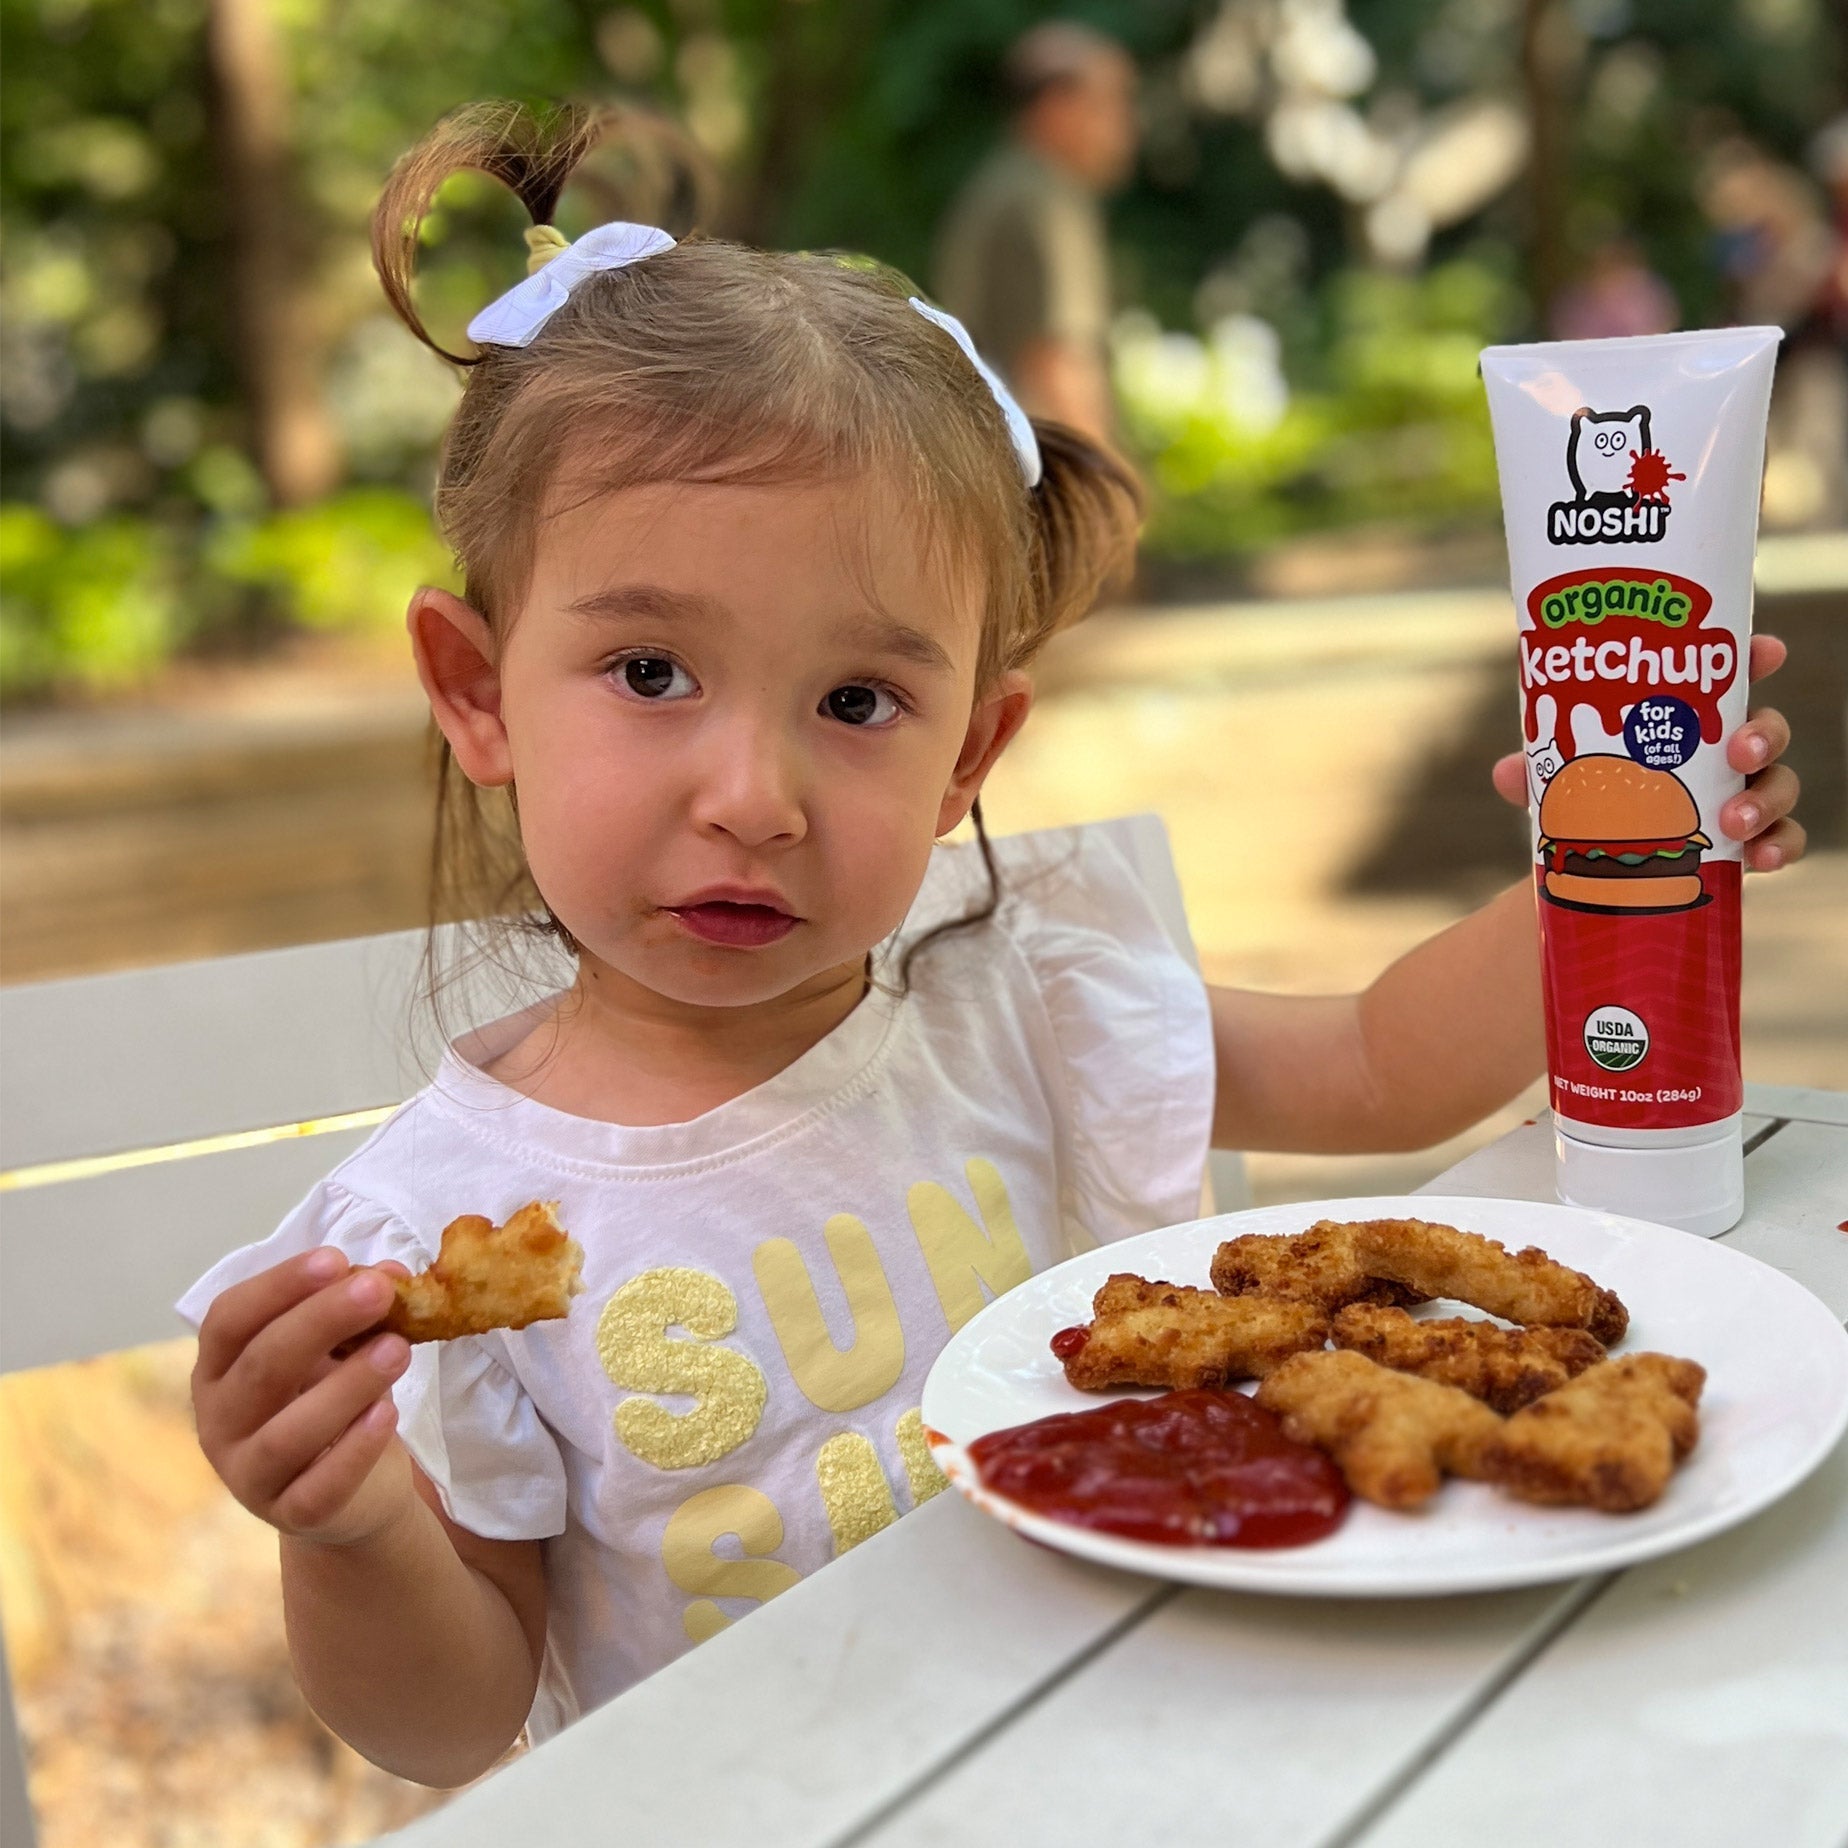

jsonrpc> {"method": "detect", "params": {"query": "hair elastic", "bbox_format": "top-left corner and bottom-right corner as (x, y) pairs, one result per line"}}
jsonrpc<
(464, 220), (1042, 486)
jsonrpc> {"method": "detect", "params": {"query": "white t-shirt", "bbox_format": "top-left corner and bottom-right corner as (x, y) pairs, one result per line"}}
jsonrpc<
(178, 819), (1214, 1740)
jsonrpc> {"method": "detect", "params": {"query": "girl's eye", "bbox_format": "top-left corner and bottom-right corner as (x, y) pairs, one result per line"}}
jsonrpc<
(824, 684), (901, 727)
(616, 656), (697, 701)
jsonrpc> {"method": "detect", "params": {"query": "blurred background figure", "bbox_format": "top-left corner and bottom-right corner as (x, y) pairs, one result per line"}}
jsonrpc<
(1549, 235), (1678, 340)
(1700, 131), (1847, 530)
(1701, 133), (1835, 329)
(1814, 114), (1848, 346)
(1779, 113), (1848, 531)
(933, 21), (1137, 443)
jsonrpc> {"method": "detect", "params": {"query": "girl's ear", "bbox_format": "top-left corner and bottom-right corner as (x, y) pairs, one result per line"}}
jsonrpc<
(937, 670), (1033, 837)
(408, 587), (513, 788)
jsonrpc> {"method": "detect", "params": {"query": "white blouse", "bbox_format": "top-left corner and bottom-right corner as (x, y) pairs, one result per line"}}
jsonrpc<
(179, 818), (1214, 1740)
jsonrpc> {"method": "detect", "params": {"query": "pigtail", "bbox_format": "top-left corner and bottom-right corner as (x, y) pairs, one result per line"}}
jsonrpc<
(370, 99), (709, 366)
(1012, 421), (1143, 669)
(886, 426), (1139, 989)
(371, 101), (602, 364)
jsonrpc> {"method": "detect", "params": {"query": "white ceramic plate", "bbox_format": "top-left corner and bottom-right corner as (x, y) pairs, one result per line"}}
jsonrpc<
(921, 1195), (1848, 1597)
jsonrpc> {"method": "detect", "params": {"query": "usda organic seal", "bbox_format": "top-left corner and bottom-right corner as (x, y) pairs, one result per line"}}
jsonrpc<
(1584, 1005), (1649, 1073)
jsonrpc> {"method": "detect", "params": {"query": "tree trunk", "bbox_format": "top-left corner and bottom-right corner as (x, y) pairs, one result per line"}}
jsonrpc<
(1520, 0), (1579, 332)
(203, 0), (339, 507)
(730, 0), (888, 247)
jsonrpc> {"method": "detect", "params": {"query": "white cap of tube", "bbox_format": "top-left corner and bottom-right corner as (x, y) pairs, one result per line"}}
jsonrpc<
(1554, 1122), (1744, 1237)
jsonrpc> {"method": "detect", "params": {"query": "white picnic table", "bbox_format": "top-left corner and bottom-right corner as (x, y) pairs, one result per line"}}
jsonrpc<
(380, 1082), (1848, 1848)
(1, 899), (1842, 1848)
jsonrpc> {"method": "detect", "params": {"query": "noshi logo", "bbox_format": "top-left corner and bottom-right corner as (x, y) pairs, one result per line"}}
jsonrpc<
(1548, 405), (1686, 546)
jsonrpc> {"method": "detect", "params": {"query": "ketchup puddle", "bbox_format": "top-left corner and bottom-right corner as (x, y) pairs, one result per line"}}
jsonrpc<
(966, 1387), (1349, 1550)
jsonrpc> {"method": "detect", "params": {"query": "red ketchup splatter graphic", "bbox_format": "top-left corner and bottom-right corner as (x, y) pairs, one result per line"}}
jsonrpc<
(1520, 569), (1736, 757)
(1626, 448), (1686, 505)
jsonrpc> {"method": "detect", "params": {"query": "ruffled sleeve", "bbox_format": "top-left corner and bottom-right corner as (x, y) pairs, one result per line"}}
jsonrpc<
(991, 816), (1216, 1247)
(175, 1181), (567, 1542)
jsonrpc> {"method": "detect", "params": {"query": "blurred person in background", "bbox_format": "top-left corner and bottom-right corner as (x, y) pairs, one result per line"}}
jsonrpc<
(1813, 116), (1848, 348)
(1701, 132), (1844, 529)
(933, 22), (1138, 446)
(1702, 134), (1835, 331)
(1549, 235), (1678, 342)
(1789, 115), (1848, 528)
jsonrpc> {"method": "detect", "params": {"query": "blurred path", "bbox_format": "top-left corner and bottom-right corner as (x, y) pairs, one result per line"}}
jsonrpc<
(0, 648), (432, 978)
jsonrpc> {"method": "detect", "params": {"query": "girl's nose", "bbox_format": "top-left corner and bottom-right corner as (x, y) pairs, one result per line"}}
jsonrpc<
(689, 717), (808, 849)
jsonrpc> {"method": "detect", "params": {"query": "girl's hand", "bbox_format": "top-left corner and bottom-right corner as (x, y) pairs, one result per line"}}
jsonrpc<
(192, 1248), (416, 1548)
(1491, 633), (1806, 871)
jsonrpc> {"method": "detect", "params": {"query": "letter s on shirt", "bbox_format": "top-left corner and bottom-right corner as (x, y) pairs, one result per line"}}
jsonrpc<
(662, 1485), (801, 1642)
(597, 1268), (769, 1469)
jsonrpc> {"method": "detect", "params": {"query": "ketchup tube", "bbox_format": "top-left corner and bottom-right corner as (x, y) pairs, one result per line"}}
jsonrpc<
(1481, 328), (1779, 1237)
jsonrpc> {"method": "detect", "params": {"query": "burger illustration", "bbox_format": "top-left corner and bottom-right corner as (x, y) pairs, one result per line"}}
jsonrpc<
(1536, 754), (1711, 913)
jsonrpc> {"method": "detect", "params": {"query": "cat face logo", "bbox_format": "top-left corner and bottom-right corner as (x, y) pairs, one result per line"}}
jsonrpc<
(1548, 404), (1685, 546)
(1526, 738), (1564, 790)
(1567, 406), (1648, 503)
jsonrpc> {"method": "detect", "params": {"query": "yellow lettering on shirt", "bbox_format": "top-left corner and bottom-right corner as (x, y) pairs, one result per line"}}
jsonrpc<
(597, 1268), (768, 1470)
(908, 1158), (1031, 1332)
(681, 1602), (732, 1645)
(661, 1484), (801, 1642)
(815, 1432), (899, 1554)
(895, 1407), (948, 1505)
(753, 1215), (906, 1413)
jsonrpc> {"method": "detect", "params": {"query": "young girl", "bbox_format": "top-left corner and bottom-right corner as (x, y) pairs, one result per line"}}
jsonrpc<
(181, 102), (1805, 1788)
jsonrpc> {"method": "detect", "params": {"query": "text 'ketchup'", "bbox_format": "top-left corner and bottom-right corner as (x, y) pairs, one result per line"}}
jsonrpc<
(967, 1388), (1349, 1549)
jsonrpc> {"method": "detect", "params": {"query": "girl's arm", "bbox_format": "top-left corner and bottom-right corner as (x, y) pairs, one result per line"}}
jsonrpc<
(281, 1452), (546, 1788)
(1209, 880), (1542, 1155)
(1211, 662), (1803, 1156)
(193, 1251), (546, 1787)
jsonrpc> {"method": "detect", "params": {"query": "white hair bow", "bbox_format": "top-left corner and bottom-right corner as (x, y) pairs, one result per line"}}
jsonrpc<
(908, 297), (1042, 487)
(465, 220), (676, 349)
(463, 219), (1042, 488)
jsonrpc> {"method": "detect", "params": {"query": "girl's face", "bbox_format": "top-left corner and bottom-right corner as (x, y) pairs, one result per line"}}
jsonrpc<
(416, 473), (1028, 1015)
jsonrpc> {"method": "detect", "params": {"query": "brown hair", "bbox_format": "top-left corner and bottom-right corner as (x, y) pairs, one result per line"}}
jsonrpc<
(372, 98), (1141, 988)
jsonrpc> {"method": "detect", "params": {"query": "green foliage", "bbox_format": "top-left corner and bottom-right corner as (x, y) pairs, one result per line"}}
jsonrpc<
(1, 0), (1840, 686)
(207, 488), (458, 633)
(0, 487), (455, 696)
(0, 0), (229, 483)
(0, 504), (186, 693)
(1121, 258), (1521, 556)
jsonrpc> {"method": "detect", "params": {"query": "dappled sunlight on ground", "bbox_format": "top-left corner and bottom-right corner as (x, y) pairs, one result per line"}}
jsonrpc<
(0, 1345), (447, 1846)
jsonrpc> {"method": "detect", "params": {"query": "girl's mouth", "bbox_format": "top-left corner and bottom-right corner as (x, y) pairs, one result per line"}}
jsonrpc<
(663, 901), (799, 948)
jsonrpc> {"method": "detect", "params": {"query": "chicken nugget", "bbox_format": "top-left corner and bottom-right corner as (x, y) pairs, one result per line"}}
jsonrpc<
(1054, 1274), (1328, 1392)
(1483, 1353), (1704, 1513)
(1331, 1304), (1605, 1414)
(1342, 1218), (1629, 1345)
(1210, 1222), (1426, 1313)
(1255, 1349), (1503, 1510)
(386, 1201), (585, 1343)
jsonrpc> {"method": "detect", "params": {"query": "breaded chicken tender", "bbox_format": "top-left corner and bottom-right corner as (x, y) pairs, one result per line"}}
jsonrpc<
(1255, 1349), (1504, 1510)
(1055, 1274), (1328, 1392)
(1331, 1304), (1606, 1414)
(1343, 1218), (1629, 1345)
(1209, 1222), (1426, 1313)
(1483, 1353), (1705, 1513)
(386, 1201), (585, 1343)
